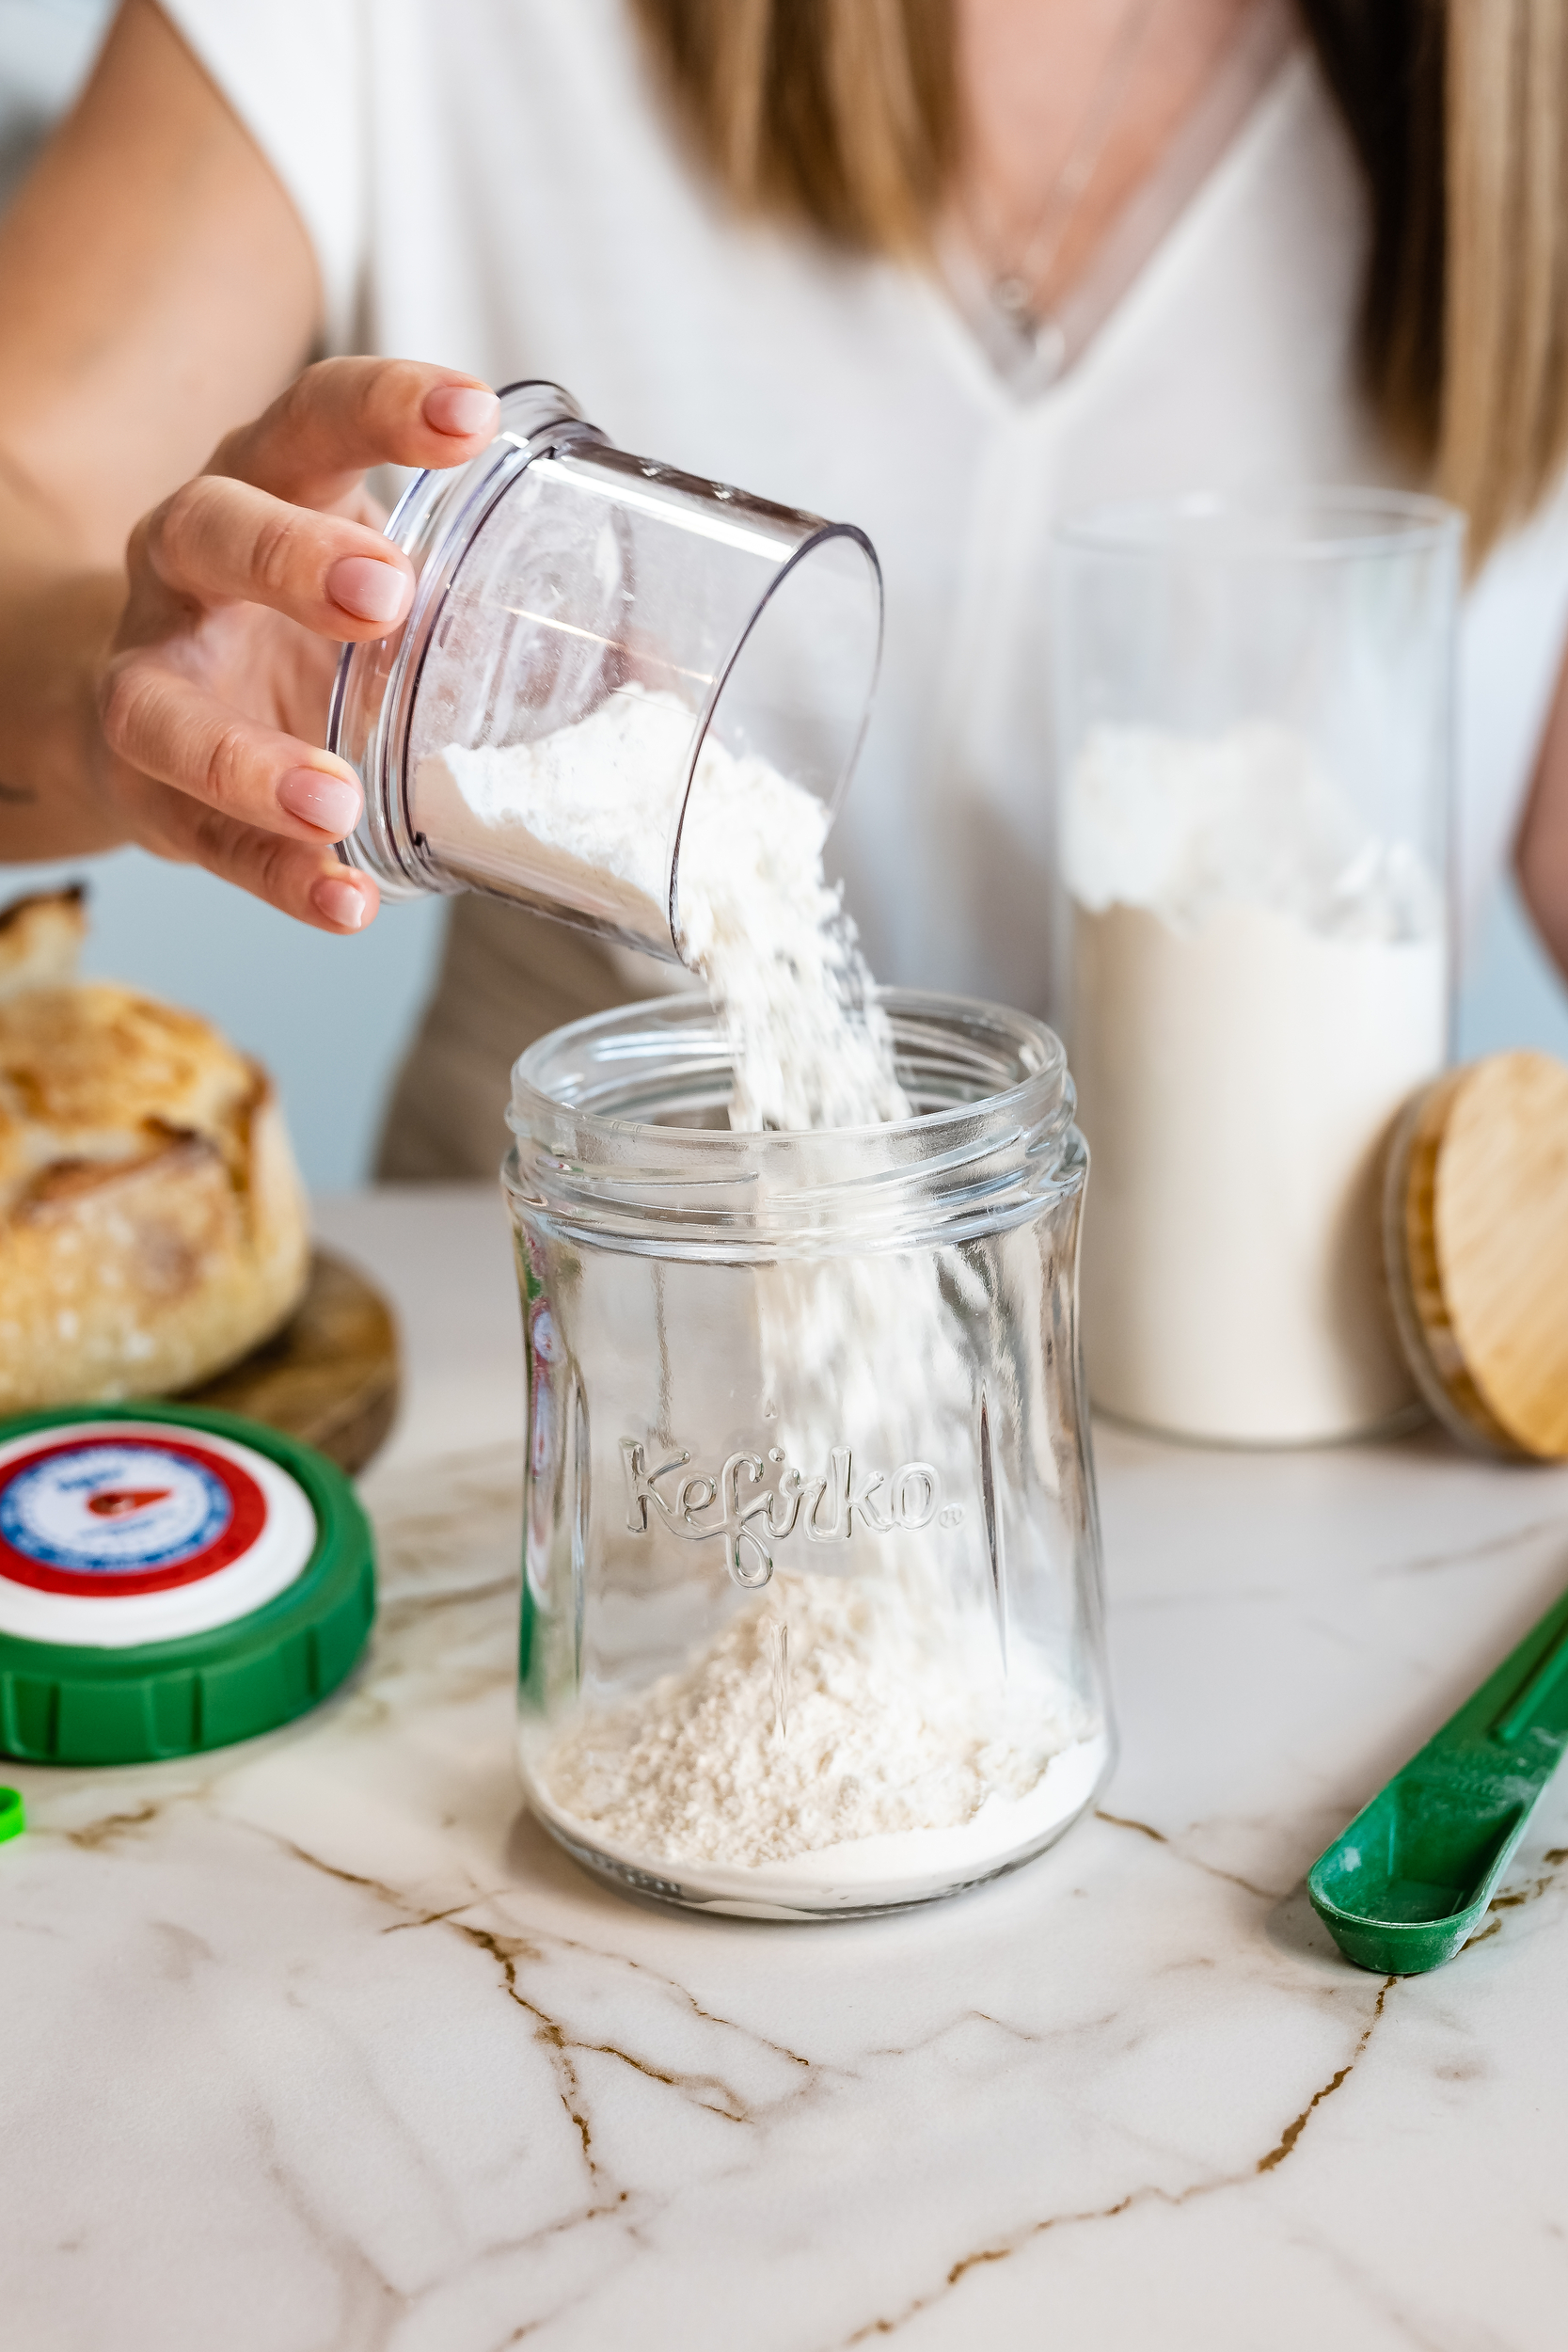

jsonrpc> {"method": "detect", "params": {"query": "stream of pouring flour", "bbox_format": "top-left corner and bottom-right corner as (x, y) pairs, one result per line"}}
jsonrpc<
(423, 688), (1104, 1908)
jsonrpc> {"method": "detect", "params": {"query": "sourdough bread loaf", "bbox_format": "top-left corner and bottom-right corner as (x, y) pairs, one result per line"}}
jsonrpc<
(0, 888), (310, 1411)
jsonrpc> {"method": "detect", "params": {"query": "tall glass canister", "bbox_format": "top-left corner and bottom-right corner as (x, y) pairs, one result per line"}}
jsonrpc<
(1053, 490), (1463, 1445)
(505, 990), (1113, 1919)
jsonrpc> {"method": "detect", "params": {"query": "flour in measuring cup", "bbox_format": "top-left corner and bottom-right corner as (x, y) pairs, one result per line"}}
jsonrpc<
(416, 684), (684, 944)
(416, 686), (907, 1131)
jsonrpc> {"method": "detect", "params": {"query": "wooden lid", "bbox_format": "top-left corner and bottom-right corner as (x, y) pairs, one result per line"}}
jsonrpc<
(1386, 1051), (1568, 1459)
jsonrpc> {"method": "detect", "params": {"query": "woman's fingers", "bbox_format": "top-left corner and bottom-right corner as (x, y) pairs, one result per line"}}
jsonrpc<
(96, 356), (499, 933)
(100, 644), (364, 845)
(129, 472), (414, 639)
(212, 356), (500, 511)
(192, 811), (380, 932)
(114, 764), (380, 931)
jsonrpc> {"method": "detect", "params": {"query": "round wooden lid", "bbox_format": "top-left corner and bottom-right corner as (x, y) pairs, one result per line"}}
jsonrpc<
(1386, 1050), (1568, 1459)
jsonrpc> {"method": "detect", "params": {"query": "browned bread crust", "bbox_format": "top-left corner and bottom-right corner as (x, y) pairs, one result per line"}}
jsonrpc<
(0, 898), (309, 1410)
(0, 884), (88, 999)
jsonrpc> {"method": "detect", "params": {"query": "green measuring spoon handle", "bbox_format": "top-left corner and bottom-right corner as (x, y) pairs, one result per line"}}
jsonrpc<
(1495, 1614), (1568, 1745)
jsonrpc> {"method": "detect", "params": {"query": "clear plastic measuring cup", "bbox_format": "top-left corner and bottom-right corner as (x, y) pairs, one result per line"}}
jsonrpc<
(328, 380), (883, 963)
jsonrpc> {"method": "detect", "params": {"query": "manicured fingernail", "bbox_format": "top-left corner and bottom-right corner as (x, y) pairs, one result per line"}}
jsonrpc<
(424, 383), (499, 437)
(327, 556), (409, 626)
(312, 876), (371, 931)
(279, 768), (361, 836)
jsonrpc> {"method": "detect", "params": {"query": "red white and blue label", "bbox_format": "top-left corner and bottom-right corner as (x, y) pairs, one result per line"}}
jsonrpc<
(0, 1438), (265, 1596)
(0, 1422), (316, 1651)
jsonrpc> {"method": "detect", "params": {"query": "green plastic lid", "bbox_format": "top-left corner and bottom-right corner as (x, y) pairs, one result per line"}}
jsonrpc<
(0, 1402), (375, 1766)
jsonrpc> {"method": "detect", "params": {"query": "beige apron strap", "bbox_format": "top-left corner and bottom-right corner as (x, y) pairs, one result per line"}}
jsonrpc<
(375, 896), (635, 1181)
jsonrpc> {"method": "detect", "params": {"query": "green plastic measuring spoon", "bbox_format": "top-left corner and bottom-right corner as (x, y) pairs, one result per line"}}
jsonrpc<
(1308, 1577), (1568, 1974)
(0, 1787), (24, 1844)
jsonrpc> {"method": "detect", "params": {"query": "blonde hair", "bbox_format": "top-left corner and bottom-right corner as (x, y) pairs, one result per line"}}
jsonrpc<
(630, 0), (1568, 564)
(629, 0), (957, 257)
(1441, 2), (1568, 552)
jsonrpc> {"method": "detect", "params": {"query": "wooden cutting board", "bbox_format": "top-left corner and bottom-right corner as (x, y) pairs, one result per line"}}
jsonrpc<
(178, 1247), (400, 1474)
(1385, 1050), (1568, 1459)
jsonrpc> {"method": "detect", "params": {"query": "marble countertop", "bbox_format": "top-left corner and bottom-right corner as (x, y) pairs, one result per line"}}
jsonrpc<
(6, 1184), (1568, 2352)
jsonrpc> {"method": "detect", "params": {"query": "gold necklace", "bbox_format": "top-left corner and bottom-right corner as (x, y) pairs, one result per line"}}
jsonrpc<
(981, 0), (1164, 336)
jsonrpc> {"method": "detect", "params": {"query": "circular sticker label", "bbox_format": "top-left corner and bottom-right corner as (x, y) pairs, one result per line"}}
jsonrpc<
(0, 1437), (267, 1598)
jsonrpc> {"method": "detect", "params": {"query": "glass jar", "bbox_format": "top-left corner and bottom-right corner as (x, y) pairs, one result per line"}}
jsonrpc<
(1053, 488), (1463, 1446)
(503, 990), (1114, 1920)
(328, 380), (882, 964)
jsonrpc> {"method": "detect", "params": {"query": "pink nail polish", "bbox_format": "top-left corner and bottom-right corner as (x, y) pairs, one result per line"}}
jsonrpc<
(312, 877), (371, 931)
(424, 383), (499, 438)
(327, 556), (409, 626)
(279, 768), (362, 837)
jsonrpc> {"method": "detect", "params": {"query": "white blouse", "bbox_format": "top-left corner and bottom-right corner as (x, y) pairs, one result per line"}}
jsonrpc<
(163, 0), (1568, 1005)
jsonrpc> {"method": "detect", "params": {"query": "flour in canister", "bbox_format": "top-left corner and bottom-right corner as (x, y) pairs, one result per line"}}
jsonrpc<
(426, 687), (1099, 1891)
(1066, 722), (1447, 1443)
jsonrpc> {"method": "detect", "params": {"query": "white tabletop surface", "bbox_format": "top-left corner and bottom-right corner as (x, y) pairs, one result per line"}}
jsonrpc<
(6, 1184), (1568, 2352)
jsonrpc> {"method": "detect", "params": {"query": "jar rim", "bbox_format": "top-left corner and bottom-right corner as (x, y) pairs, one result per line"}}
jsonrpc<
(509, 987), (1065, 1138)
(504, 990), (1082, 1256)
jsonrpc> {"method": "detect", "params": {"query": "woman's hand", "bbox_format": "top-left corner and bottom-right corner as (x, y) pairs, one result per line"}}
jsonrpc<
(97, 356), (499, 932)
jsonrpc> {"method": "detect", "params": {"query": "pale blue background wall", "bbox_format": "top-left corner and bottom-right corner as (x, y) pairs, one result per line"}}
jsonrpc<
(0, 0), (106, 207)
(3, 0), (1567, 1191)
(1458, 873), (1568, 1066)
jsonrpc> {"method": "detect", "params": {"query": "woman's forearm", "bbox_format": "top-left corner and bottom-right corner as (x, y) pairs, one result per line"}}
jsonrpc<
(0, 475), (125, 861)
(0, 0), (326, 869)
(0, 7), (485, 930)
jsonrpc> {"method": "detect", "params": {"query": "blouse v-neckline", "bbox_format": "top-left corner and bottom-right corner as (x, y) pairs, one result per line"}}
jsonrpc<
(932, 0), (1302, 414)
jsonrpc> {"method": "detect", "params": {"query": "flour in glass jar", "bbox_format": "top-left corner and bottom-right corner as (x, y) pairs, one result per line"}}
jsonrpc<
(427, 686), (1105, 1898)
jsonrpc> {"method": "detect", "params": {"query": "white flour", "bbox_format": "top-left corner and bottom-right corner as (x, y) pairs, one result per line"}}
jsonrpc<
(1067, 723), (1447, 1443)
(436, 687), (1098, 1891)
(533, 1568), (1087, 1872)
(415, 689), (688, 945)
(416, 688), (907, 1131)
